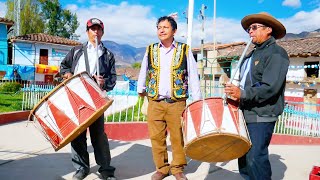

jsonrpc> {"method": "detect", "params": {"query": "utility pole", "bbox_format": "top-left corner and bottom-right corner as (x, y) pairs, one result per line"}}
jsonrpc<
(200, 4), (207, 68)
(14, 0), (21, 36)
(187, 0), (194, 47)
(199, 4), (207, 94)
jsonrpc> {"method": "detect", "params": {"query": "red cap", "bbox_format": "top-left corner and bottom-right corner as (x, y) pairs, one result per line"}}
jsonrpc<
(86, 18), (104, 30)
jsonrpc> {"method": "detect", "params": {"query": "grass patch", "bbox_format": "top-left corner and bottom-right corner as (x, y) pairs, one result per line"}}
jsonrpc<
(0, 92), (24, 113)
(106, 97), (145, 122)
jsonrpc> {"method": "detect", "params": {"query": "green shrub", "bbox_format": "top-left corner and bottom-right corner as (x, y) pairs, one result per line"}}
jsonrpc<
(0, 82), (21, 93)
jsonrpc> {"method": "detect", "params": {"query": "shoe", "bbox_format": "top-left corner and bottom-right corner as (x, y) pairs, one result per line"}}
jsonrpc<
(151, 171), (169, 180)
(173, 172), (188, 180)
(101, 174), (117, 180)
(72, 169), (89, 180)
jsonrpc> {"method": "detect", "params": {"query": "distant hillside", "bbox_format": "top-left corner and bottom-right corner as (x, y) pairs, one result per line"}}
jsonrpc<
(283, 28), (320, 40)
(102, 40), (145, 67)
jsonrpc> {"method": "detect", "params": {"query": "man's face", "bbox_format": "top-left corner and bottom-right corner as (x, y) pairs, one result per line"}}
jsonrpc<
(157, 19), (176, 43)
(87, 25), (104, 44)
(246, 23), (272, 44)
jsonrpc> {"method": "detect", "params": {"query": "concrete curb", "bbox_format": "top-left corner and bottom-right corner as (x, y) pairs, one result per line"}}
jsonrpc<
(0, 111), (30, 125)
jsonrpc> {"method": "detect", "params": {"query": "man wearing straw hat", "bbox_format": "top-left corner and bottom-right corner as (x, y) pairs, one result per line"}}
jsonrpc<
(137, 16), (202, 180)
(225, 12), (289, 180)
(60, 18), (117, 180)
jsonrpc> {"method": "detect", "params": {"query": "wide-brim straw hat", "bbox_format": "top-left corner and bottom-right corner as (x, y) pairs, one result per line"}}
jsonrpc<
(241, 12), (286, 39)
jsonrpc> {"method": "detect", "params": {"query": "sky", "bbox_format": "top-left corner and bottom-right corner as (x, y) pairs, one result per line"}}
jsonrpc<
(0, 0), (320, 48)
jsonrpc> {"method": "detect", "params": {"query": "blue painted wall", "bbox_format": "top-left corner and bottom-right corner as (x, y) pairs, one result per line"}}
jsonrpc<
(0, 24), (8, 65)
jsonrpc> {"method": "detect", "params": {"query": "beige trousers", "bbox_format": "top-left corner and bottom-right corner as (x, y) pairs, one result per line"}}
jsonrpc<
(147, 99), (187, 175)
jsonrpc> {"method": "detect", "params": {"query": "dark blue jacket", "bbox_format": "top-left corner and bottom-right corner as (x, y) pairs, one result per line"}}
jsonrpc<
(240, 37), (289, 123)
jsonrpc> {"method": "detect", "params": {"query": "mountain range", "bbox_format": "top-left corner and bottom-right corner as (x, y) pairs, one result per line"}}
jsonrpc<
(104, 29), (320, 67)
(103, 40), (145, 67)
(282, 28), (320, 40)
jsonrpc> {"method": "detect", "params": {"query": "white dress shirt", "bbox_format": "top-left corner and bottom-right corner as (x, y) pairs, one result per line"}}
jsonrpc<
(74, 41), (103, 75)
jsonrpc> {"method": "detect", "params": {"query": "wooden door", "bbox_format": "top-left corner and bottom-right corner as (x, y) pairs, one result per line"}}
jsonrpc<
(39, 49), (48, 65)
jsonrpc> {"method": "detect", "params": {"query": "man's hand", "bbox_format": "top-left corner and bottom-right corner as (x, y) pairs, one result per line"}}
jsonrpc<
(224, 83), (241, 101)
(93, 75), (105, 88)
(138, 92), (147, 97)
(63, 72), (73, 79)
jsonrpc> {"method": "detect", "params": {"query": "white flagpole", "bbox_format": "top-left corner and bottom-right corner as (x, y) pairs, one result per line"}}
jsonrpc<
(187, 0), (194, 47)
(213, 0), (216, 53)
(95, 36), (100, 86)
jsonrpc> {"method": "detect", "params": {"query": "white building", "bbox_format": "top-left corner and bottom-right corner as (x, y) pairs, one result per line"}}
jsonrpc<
(9, 33), (81, 83)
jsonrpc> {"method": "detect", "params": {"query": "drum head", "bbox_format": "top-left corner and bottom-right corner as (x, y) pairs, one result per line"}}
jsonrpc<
(185, 133), (251, 162)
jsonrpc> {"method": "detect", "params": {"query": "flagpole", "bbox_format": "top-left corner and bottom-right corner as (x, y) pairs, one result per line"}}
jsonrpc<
(187, 0), (194, 47)
(213, 0), (216, 53)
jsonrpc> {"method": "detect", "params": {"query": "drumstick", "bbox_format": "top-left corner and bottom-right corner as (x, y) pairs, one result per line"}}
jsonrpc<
(95, 36), (100, 87)
(228, 37), (252, 83)
(223, 37), (252, 102)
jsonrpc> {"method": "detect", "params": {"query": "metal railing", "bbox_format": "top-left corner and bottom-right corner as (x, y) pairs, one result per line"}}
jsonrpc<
(274, 104), (320, 137)
(21, 84), (55, 110)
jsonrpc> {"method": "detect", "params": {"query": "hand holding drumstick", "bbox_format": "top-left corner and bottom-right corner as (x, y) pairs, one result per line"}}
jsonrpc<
(93, 74), (105, 88)
(224, 83), (241, 102)
(63, 72), (73, 79)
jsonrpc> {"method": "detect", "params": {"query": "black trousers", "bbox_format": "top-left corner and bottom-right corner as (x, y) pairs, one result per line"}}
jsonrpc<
(71, 115), (115, 176)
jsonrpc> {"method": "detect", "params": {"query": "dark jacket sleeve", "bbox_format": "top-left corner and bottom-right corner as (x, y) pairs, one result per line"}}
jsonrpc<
(60, 47), (76, 75)
(102, 50), (117, 91)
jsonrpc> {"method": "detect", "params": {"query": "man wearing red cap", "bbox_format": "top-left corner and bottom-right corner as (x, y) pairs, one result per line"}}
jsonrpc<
(60, 18), (117, 180)
(225, 12), (289, 180)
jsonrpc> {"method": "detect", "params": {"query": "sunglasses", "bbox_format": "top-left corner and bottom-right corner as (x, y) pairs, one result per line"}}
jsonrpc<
(246, 24), (267, 33)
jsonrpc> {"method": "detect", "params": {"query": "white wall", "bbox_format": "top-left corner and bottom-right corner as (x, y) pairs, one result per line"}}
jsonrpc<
(285, 84), (320, 98)
(13, 42), (73, 66)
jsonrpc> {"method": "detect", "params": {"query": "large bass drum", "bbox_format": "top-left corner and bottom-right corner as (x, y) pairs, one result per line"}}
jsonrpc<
(182, 97), (251, 162)
(29, 72), (113, 151)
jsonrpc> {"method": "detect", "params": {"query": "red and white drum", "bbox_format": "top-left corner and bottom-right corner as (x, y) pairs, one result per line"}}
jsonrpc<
(29, 72), (113, 151)
(182, 97), (251, 162)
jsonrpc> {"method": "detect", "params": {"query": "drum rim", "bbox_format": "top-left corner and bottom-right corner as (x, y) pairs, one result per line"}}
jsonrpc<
(184, 132), (252, 162)
(28, 71), (92, 121)
(185, 132), (252, 148)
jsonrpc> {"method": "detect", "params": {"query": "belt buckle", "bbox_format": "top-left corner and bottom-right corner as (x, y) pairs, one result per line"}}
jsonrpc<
(164, 98), (175, 103)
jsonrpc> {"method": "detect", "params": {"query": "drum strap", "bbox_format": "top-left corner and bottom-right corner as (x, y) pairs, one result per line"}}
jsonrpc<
(83, 44), (90, 73)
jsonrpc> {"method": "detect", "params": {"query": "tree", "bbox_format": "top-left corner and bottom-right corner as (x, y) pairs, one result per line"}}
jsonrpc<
(5, 0), (79, 39)
(40, 0), (79, 38)
(6, 0), (45, 35)
(132, 62), (141, 69)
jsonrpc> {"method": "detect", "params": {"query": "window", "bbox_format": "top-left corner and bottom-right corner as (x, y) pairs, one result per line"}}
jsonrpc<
(305, 61), (319, 78)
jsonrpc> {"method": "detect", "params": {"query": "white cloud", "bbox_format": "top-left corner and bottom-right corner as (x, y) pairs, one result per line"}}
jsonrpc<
(69, 2), (248, 48)
(281, 7), (320, 33)
(282, 0), (302, 8)
(65, 4), (79, 12)
(0, 2), (6, 17)
(71, 2), (158, 47)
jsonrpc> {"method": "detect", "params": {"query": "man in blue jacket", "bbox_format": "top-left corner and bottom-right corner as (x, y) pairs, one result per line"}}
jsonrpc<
(225, 12), (289, 180)
(60, 18), (117, 180)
